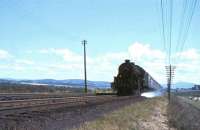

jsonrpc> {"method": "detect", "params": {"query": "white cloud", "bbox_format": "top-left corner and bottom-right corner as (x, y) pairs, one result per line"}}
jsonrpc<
(39, 48), (82, 62)
(1, 43), (166, 82)
(16, 59), (34, 65)
(170, 48), (200, 84)
(2, 42), (200, 84)
(39, 49), (49, 54)
(175, 49), (199, 60)
(13, 65), (25, 71)
(128, 42), (165, 62)
(46, 42), (166, 82)
(0, 50), (11, 59)
(126, 43), (200, 84)
(127, 43), (167, 84)
(97, 52), (128, 62)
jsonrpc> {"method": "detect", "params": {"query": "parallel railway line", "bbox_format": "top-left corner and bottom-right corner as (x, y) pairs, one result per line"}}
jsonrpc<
(0, 93), (94, 101)
(0, 95), (134, 113)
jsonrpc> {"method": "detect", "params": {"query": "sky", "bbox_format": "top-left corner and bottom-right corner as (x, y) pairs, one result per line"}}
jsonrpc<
(0, 0), (200, 85)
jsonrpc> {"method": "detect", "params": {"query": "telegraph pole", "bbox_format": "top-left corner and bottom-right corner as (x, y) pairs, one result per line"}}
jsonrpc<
(165, 65), (175, 102)
(82, 40), (87, 93)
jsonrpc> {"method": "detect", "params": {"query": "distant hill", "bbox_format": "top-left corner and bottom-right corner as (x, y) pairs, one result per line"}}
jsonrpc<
(163, 82), (195, 89)
(173, 82), (195, 89)
(1, 79), (197, 90)
(0, 79), (111, 89)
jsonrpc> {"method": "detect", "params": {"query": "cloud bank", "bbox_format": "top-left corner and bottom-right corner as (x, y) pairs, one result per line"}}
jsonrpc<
(0, 42), (199, 84)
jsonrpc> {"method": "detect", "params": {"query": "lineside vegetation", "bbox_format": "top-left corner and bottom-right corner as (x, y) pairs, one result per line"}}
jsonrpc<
(72, 97), (169, 130)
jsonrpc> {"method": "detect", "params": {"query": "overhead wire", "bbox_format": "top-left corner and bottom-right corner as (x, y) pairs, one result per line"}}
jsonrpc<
(179, 0), (198, 53)
(169, 0), (173, 65)
(176, 0), (188, 53)
(161, 0), (167, 53)
(160, 0), (198, 65)
(160, 0), (171, 65)
(160, 0), (173, 65)
(160, 0), (198, 81)
(175, 0), (198, 63)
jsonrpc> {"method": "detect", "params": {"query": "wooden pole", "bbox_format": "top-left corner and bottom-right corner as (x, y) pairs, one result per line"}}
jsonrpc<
(82, 40), (87, 93)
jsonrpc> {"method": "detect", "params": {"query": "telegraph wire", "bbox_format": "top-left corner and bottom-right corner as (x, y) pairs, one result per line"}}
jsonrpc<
(159, 0), (198, 102)
(179, 0), (198, 53)
(178, 0), (197, 52)
(175, 0), (198, 63)
(174, 0), (188, 65)
(160, 0), (174, 102)
(176, 0), (188, 55)
(169, 0), (173, 65)
(160, 0), (173, 64)
(161, 0), (167, 53)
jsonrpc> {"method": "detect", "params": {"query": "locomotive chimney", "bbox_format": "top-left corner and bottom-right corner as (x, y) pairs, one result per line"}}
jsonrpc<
(125, 59), (130, 63)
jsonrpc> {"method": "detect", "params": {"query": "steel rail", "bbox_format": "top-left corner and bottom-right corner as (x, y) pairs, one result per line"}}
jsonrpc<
(0, 95), (120, 111)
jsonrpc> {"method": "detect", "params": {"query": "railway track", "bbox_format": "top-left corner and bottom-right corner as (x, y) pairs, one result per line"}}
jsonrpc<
(0, 95), (133, 112)
(0, 93), (94, 101)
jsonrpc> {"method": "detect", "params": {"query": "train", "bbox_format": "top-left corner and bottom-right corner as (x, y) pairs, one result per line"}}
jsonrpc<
(111, 59), (162, 96)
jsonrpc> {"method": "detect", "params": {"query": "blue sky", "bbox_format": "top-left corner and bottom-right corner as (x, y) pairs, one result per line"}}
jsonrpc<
(0, 0), (200, 84)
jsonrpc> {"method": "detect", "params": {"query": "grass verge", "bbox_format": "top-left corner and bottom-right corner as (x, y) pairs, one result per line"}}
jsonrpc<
(168, 95), (200, 130)
(71, 97), (168, 130)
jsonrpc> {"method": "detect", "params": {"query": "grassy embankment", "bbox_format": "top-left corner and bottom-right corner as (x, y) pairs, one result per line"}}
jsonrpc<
(168, 93), (200, 130)
(72, 97), (169, 130)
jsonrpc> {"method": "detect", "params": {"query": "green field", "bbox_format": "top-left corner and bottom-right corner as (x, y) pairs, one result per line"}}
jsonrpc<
(179, 96), (200, 109)
(175, 91), (200, 97)
(174, 91), (200, 109)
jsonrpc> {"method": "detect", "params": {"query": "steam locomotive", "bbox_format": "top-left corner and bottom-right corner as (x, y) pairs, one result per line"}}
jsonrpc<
(111, 59), (161, 96)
